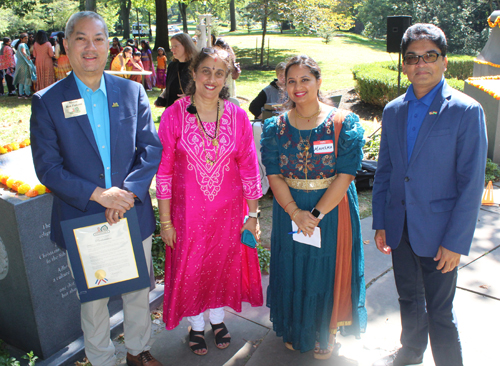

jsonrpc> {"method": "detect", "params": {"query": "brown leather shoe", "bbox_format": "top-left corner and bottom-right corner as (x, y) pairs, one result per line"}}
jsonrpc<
(126, 351), (163, 366)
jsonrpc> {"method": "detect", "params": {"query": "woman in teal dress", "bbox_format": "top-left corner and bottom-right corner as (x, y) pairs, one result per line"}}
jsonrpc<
(261, 55), (367, 360)
(13, 33), (36, 99)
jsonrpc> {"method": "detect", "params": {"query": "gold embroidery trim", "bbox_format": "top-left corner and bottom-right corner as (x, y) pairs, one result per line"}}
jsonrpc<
(284, 176), (337, 190)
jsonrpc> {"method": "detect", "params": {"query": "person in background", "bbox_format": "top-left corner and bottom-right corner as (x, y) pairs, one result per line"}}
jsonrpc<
(0, 37), (17, 96)
(27, 32), (34, 54)
(110, 46), (133, 79)
(155, 47), (167, 92)
(140, 40), (155, 91)
(30, 11), (163, 366)
(249, 61), (287, 119)
(13, 33), (35, 99)
(371, 24), (487, 366)
(213, 37), (240, 99)
(126, 39), (138, 53)
(157, 47), (263, 356)
(154, 33), (197, 108)
(261, 55), (366, 360)
(54, 32), (72, 81)
(109, 37), (123, 69)
(128, 51), (144, 84)
(33, 30), (55, 91)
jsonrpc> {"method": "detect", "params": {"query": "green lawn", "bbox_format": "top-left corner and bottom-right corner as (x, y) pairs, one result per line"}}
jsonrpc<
(0, 31), (391, 146)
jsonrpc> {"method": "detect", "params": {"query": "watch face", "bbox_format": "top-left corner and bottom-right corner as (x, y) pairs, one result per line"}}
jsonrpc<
(311, 208), (320, 218)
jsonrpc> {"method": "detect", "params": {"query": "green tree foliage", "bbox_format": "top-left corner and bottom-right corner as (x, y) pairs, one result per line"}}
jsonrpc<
(356, 0), (491, 54)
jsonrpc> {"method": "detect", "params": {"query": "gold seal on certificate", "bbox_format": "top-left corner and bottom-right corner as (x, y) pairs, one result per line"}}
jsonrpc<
(73, 219), (139, 289)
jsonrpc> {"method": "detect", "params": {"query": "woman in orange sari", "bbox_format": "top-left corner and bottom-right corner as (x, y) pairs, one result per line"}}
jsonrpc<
(33, 30), (55, 91)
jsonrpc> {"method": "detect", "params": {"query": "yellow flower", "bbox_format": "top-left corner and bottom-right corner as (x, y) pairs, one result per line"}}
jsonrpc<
(17, 183), (31, 195)
(10, 143), (19, 150)
(0, 146), (8, 154)
(34, 184), (47, 195)
(6, 177), (15, 188)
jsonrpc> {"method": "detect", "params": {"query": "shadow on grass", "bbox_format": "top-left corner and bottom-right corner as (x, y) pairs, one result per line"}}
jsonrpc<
(340, 34), (387, 52)
(233, 46), (297, 70)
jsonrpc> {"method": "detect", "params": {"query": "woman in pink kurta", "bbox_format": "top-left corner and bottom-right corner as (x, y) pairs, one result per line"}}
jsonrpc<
(33, 30), (55, 91)
(156, 48), (263, 356)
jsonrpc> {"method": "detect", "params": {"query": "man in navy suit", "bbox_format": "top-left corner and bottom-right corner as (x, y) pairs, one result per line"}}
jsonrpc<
(30, 11), (163, 366)
(372, 24), (487, 366)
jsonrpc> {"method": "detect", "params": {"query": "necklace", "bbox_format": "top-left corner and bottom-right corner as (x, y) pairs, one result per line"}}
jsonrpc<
(293, 106), (321, 190)
(295, 105), (321, 122)
(194, 99), (221, 165)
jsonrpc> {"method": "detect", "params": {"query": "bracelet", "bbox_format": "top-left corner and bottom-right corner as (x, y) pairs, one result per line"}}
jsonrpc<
(291, 208), (301, 221)
(161, 226), (173, 231)
(159, 213), (170, 217)
(283, 200), (296, 214)
(160, 220), (171, 224)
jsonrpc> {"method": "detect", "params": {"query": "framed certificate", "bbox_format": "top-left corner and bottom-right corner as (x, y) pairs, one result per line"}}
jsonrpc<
(61, 207), (150, 303)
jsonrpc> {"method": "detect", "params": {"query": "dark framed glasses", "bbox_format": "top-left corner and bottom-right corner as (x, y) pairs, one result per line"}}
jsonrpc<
(404, 52), (442, 65)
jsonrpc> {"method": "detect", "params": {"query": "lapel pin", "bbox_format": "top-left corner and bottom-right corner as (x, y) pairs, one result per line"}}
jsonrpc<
(112, 102), (119, 108)
(429, 111), (437, 115)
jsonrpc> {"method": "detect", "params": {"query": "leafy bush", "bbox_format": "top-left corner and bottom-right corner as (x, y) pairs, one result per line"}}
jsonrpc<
(485, 159), (500, 185)
(364, 133), (381, 160)
(257, 244), (271, 273)
(151, 206), (165, 277)
(352, 57), (473, 108)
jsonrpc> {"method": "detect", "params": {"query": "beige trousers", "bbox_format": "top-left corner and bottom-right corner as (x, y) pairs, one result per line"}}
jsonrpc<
(69, 235), (153, 366)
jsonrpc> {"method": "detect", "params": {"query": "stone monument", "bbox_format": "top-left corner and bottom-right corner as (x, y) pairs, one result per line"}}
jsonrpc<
(464, 10), (500, 164)
(0, 147), (125, 361)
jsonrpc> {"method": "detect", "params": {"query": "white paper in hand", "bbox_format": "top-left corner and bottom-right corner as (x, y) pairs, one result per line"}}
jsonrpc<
(291, 221), (321, 248)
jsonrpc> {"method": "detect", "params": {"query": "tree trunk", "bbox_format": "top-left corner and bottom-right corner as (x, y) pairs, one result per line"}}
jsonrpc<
(85, 0), (96, 12)
(155, 0), (170, 52)
(120, 0), (132, 40)
(178, 2), (188, 33)
(260, 0), (268, 66)
(79, 0), (85, 11)
(230, 0), (236, 32)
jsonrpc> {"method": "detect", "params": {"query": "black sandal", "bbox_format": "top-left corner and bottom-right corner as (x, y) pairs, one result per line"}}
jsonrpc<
(211, 322), (231, 349)
(188, 328), (207, 355)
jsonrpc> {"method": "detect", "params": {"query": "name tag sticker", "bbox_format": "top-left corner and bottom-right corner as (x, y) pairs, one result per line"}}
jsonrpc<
(62, 99), (87, 119)
(313, 140), (334, 154)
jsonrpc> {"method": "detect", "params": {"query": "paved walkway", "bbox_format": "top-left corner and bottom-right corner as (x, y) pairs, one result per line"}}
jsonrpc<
(113, 188), (500, 366)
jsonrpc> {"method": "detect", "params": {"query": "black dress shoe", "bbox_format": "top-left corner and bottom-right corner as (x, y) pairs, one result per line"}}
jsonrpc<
(373, 349), (423, 366)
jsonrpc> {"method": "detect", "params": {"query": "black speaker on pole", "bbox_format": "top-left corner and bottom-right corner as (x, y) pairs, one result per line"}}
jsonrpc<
(387, 16), (412, 53)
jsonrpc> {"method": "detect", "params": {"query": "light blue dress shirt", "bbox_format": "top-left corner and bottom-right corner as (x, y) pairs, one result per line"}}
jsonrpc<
(74, 73), (112, 188)
(404, 77), (445, 163)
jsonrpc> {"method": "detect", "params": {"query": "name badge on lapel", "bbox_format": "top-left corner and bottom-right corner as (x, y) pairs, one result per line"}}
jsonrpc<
(62, 99), (87, 119)
(313, 140), (334, 154)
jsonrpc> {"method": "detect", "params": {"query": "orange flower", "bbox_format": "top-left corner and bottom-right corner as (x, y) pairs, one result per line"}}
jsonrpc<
(0, 175), (8, 185)
(3, 145), (12, 152)
(11, 180), (23, 192)
(25, 189), (39, 197)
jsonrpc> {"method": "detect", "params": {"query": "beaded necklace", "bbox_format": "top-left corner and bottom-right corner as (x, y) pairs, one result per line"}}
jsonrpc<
(195, 99), (221, 165)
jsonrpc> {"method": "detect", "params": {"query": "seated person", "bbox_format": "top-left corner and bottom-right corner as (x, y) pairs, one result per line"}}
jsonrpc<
(249, 62), (287, 119)
(127, 51), (144, 84)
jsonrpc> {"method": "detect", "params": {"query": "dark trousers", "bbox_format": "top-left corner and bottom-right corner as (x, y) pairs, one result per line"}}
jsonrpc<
(392, 220), (463, 366)
(5, 73), (15, 94)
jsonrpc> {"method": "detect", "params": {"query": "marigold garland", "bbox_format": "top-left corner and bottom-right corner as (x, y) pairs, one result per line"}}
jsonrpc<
(0, 170), (50, 198)
(0, 138), (30, 155)
(474, 59), (500, 68)
(487, 16), (500, 28)
(467, 75), (500, 100)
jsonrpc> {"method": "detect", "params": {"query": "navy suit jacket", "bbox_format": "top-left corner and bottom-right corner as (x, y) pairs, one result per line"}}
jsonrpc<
(30, 72), (162, 249)
(372, 82), (487, 257)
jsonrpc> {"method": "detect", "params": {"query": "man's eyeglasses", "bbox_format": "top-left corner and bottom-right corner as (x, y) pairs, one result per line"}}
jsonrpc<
(404, 52), (442, 65)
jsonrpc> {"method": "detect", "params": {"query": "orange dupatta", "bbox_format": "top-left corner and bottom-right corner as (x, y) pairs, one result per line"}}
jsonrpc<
(329, 109), (353, 334)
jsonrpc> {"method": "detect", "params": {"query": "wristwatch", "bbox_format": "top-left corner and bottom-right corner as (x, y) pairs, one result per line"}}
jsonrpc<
(311, 208), (324, 220)
(248, 211), (261, 219)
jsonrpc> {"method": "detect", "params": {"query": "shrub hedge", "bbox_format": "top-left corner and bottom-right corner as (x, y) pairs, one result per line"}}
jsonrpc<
(352, 56), (474, 108)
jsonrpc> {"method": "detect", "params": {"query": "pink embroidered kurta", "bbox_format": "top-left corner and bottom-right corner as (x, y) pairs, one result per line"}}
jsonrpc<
(157, 96), (263, 330)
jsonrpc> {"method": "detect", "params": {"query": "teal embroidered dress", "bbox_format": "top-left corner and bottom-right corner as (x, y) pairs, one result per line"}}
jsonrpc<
(261, 110), (367, 352)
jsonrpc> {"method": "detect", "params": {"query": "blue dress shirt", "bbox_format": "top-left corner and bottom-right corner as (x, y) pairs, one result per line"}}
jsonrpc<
(74, 73), (112, 188)
(405, 77), (445, 163)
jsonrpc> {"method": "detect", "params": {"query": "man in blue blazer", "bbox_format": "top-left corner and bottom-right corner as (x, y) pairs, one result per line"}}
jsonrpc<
(30, 12), (163, 366)
(372, 24), (487, 366)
